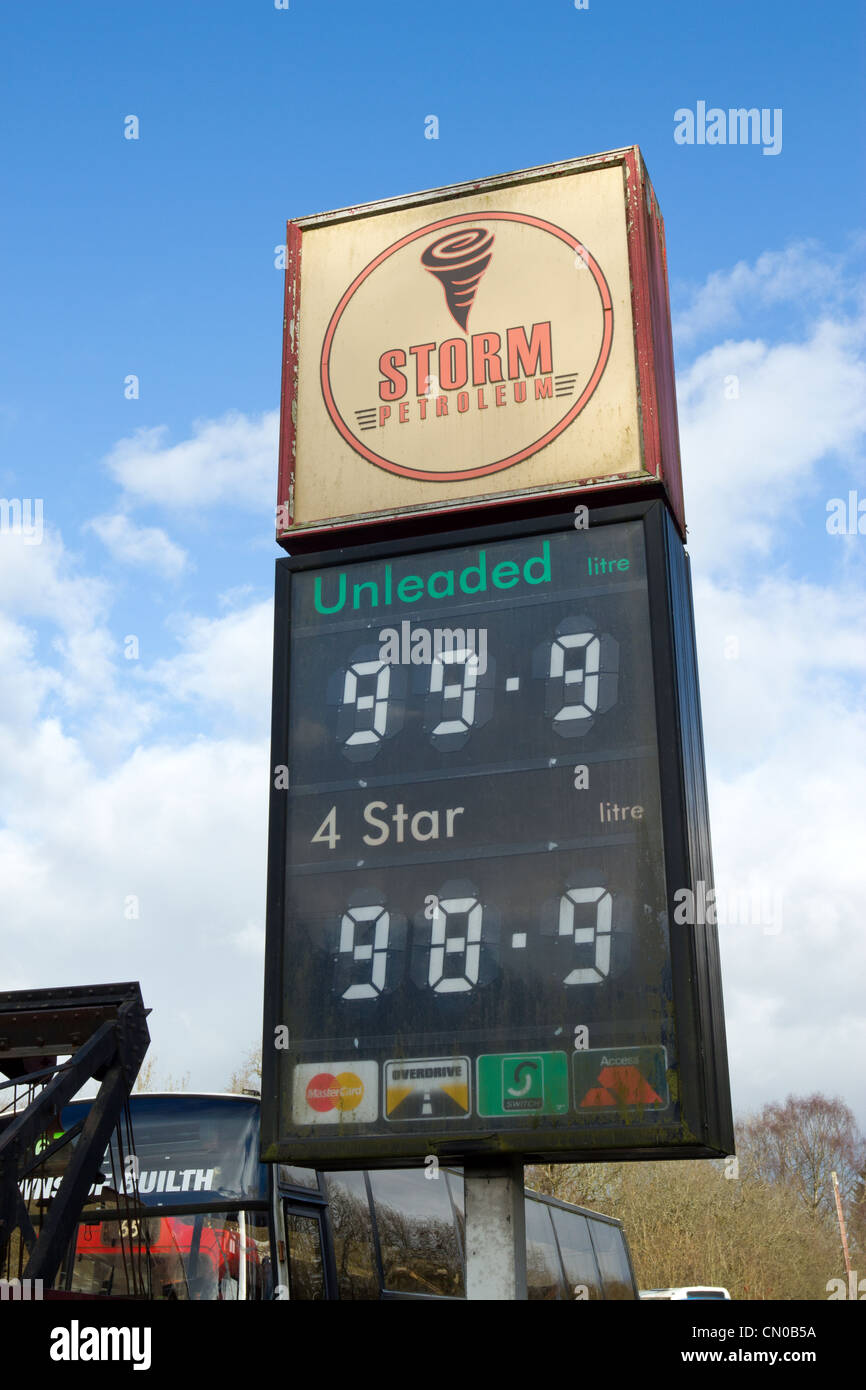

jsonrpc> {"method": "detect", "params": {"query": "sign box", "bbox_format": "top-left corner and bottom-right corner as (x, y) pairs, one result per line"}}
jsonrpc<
(261, 499), (733, 1167)
(277, 147), (684, 546)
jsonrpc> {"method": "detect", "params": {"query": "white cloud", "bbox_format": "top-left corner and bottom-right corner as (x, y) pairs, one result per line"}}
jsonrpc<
(673, 242), (851, 346)
(0, 524), (271, 1094)
(233, 919), (266, 957)
(0, 529), (154, 758)
(701, 668), (866, 1120)
(103, 410), (279, 512)
(0, 613), (58, 735)
(0, 532), (271, 1084)
(697, 577), (866, 999)
(148, 600), (273, 732)
(0, 526), (108, 629)
(709, 698), (866, 1119)
(694, 575), (866, 770)
(675, 252), (866, 1122)
(0, 736), (268, 1088)
(87, 512), (189, 579)
(678, 316), (866, 571)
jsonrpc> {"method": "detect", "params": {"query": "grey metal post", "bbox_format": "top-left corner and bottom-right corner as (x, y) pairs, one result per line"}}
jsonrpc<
(464, 1158), (527, 1300)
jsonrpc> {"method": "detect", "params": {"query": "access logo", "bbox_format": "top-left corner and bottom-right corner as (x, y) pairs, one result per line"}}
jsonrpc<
(320, 211), (614, 482)
(292, 1061), (378, 1125)
(572, 1046), (669, 1111)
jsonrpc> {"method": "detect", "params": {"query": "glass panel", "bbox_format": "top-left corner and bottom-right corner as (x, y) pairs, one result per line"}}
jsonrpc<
(53, 1209), (271, 1300)
(38, 1096), (268, 1208)
(280, 522), (680, 1164)
(589, 1219), (636, 1300)
(285, 1211), (326, 1300)
(550, 1208), (603, 1300)
(324, 1171), (379, 1300)
(278, 1165), (320, 1190)
(444, 1171), (465, 1257)
(524, 1199), (564, 1300)
(369, 1169), (463, 1297)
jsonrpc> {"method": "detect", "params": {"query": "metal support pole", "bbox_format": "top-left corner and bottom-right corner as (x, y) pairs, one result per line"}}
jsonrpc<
(464, 1158), (527, 1300)
(831, 1170), (853, 1293)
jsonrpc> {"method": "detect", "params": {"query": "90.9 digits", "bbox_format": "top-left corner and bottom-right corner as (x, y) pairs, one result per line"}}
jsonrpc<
(332, 883), (615, 1001)
(333, 624), (618, 758)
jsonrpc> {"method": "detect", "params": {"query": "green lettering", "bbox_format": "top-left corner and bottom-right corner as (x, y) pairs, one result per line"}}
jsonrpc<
(397, 575), (424, 602)
(314, 572), (346, 614)
(428, 570), (455, 598)
(459, 551), (487, 594)
(492, 561), (520, 589)
(352, 580), (379, 609)
(523, 540), (551, 585)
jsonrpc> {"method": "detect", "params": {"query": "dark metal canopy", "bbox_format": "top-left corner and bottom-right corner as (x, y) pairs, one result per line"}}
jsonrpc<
(0, 982), (150, 1286)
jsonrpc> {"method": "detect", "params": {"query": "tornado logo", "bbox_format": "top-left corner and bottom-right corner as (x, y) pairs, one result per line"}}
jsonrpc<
(421, 228), (494, 331)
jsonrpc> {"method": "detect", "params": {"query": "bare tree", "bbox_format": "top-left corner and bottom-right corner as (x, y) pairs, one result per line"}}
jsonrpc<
(526, 1090), (865, 1297)
(133, 1055), (189, 1092)
(525, 1161), (624, 1212)
(228, 1044), (262, 1094)
(737, 1093), (866, 1225)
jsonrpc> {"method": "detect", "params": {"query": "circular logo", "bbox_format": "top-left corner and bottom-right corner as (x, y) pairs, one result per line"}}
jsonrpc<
(304, 1071), (364, 1113)
(320, 210), (613, 483)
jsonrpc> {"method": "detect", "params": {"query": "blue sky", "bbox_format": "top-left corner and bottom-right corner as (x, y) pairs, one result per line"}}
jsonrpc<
(2, 1), (865, 1124)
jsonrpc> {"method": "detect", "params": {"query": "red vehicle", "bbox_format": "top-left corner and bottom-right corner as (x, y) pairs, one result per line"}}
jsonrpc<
(71, 1212), (267, 1301)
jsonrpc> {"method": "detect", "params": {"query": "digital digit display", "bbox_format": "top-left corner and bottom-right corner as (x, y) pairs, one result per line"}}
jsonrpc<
(262, 502), (733, 1165)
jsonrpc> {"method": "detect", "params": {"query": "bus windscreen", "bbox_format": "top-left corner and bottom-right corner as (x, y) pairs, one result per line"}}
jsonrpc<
(23, 1095), (267, 1209)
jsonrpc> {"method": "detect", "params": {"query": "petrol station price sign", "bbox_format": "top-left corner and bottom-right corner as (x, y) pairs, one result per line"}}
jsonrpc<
(262, 500), (733, 1166)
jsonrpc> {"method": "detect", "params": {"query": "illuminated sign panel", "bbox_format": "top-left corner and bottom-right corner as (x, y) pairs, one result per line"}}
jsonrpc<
(262, 501), (733, 1166)
(277, 147), (684, 543)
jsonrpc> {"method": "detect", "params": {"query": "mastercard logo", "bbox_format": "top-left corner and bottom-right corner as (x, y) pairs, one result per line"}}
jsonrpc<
(305, 1071), (365, 1113)
(293, 1060), (378, 1124)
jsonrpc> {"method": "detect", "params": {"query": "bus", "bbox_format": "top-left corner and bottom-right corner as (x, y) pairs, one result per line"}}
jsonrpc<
(15, 1092), (638, 1301)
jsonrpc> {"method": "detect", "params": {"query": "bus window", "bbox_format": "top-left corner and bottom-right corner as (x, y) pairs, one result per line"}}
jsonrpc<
(549, 1208), (603, 1300)
(278, 1165), (319, 1190)
(284, 1209), (327, 1300)
(525, 1200), (565, 1300)
(56, 1211), (271, 1300)
(588, 1219), (636, 1300)
(444, 1171), (465, 1255)
(368, 1170), (464, 1298)
(323, 1171), (379, 1300)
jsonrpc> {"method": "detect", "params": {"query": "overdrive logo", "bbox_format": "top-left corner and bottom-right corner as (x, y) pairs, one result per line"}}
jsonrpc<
(320, 210), (614, 483)
(293, 1060), (378, 1124)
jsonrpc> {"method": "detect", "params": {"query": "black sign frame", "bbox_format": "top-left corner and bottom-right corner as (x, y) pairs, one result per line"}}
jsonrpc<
(261, 496), (733, 1167)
